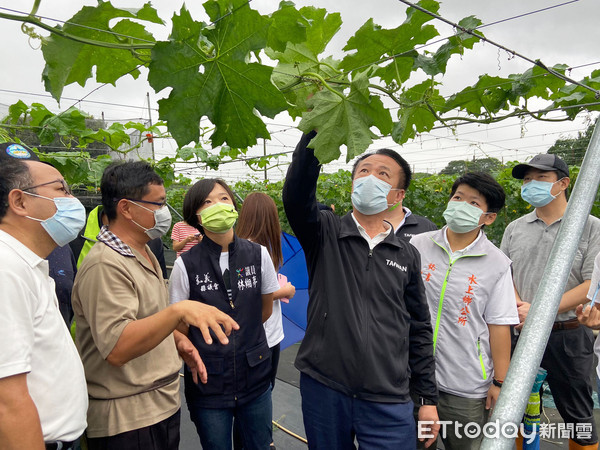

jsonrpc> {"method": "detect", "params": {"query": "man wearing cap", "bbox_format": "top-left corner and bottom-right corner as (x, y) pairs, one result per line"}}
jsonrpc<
(0, 142), (88, 449)
(500, 153), (600, 450)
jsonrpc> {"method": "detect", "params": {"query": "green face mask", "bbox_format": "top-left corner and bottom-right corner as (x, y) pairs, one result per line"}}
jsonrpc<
(198, 202), (238, 233)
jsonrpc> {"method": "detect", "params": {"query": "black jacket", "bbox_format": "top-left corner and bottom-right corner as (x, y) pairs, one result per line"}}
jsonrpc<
(181, 235), (271, 408)
(397, 213), (437, 241)
(283, 132), (438, 403)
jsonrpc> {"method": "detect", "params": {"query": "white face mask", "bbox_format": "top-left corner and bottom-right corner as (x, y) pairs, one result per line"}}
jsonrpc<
(129, 201), (172, 240)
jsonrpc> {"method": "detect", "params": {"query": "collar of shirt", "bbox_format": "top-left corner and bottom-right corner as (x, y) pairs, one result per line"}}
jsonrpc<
(527, 210), (563, 225)
(97, 225), (135, 257)
(526, 211), (540, 223)
(351, 213), (392, 250)
(394, 206), (413, 232)
(0, 229), (47, 270)
(443, 225), (483, 260)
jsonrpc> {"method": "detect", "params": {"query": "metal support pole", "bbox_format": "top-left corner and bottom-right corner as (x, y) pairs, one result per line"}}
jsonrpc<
(263, 138), (268, 181)
(481, 117), (600, 449)
(147, 92), (155, 162)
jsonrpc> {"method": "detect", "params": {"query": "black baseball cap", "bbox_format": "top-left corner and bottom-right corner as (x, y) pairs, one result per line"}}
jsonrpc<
(512, 154), (569, 180)
(0, 142), (40, 162)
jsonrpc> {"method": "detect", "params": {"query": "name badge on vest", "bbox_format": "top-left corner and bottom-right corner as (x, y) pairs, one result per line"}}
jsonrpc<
(234, 265), (258, 291)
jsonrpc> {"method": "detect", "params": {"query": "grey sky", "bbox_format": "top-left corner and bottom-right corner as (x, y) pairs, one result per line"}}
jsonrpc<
(0, 0), (597, 181)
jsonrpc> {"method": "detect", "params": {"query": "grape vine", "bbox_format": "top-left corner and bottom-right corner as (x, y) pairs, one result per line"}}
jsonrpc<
(1, 0), (598, 172)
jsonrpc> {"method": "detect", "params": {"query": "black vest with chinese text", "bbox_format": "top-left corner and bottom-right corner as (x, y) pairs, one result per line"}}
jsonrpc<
(181, 235), (270, 408)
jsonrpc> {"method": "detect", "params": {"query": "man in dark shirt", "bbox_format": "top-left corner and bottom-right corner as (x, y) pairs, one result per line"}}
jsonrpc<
(46, 245), (78, 327)
(283, 133), (439, 449)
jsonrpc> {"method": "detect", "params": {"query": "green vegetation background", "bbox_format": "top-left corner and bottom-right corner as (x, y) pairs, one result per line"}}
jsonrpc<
(166, 162), (599, 247)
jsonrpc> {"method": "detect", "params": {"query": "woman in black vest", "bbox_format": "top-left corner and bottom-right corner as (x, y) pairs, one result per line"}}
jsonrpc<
(168, 179), (280, 450)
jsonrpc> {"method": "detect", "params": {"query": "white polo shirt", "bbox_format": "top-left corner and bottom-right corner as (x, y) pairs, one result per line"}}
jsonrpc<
(0, 230), (87, 442)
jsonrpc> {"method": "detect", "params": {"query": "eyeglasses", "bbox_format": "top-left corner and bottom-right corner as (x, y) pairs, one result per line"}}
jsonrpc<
(123, 198), (167, 208)
(22, 179), (72, 195)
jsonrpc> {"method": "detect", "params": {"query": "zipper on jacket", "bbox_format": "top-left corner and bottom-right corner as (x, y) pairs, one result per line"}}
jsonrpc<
(433, 262), (453, 355)
(366, 248), (373, 271)
(477, 337), (488, 380)
(430, 238), (485, 355)
(229, 300), (235, 309)
(233, 328), (237, 400)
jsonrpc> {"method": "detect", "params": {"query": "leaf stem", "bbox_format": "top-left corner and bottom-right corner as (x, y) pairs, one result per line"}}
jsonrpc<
(326, 78), (405, 106)
(29, 0), (41, 17)
(302, 72), (345, 99)
(318, 61), (339, 73)
(0, 12), (155, 50)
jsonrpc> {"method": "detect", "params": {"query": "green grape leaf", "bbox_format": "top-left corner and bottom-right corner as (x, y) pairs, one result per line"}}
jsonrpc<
(79, 123), (131, 149)
(38, 151), (92, 184)
(393, 80), (443, 144)
(7, 100), (29, 124)
(341, 20), (436, 85)
(176, 146), (196, 161)
(124, 121), (152, 134)
(443, 75), (513, 117)
(153, 157), (178, 187)
(87, 154), (114, 185)
(267, 5), (344, 118)
(298, 70), (392, 163)
(415, 16), (482, 76)
(219, 146), (245, 159)
(29, 105), (89, 145)
(149, 2), (288, 149)
(268, 42), (342, 118)
(509, 64), (567, 100)
(551, 69), (600, 119)
(340, 0), (440, 85)
(41, 2), (161, 101)
(298, 6), (342, 55)
(268, 1), (307, 52)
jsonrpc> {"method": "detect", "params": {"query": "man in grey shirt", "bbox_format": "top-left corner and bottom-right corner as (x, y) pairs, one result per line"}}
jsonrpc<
(501, 154), (600, 450)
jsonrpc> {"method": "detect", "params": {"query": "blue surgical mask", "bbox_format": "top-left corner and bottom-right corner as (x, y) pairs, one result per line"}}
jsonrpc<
(351, 175), (393, 215)
(443, 201), (485, 234)
(520, 179), (561, 208)
(24, 193), (86, 246)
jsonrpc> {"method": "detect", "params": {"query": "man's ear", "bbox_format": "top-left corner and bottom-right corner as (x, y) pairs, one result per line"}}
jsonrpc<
(117, 199), (134, 220)
(6, 189), (30, 217)
(483, 212), (497, 226)
(559, 177), (571, 190)
(393, 189), (406, 204)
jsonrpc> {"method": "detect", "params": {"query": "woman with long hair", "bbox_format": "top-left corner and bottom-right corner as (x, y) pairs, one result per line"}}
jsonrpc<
(168, 179), (280, 450)
(236, 193), (295, 392)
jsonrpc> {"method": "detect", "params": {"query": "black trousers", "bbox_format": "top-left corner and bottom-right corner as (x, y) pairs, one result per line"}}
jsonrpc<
(233, 344), (280, 449)
(513, 326), (598, 445)
(269, 343), (281, 389)
(87, 409), (180, 450)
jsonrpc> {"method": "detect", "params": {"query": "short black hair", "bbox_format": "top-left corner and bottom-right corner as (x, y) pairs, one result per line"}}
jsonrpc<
(0, 159), (33, 221)
(183, 178), (238, 231)
(351, 149), (412, 189)
(101, 161), (163, 221)
(450, 172), (505, 213)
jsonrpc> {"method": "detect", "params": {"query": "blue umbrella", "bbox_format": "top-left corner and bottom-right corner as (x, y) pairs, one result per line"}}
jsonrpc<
(278, 232), (309, 350)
